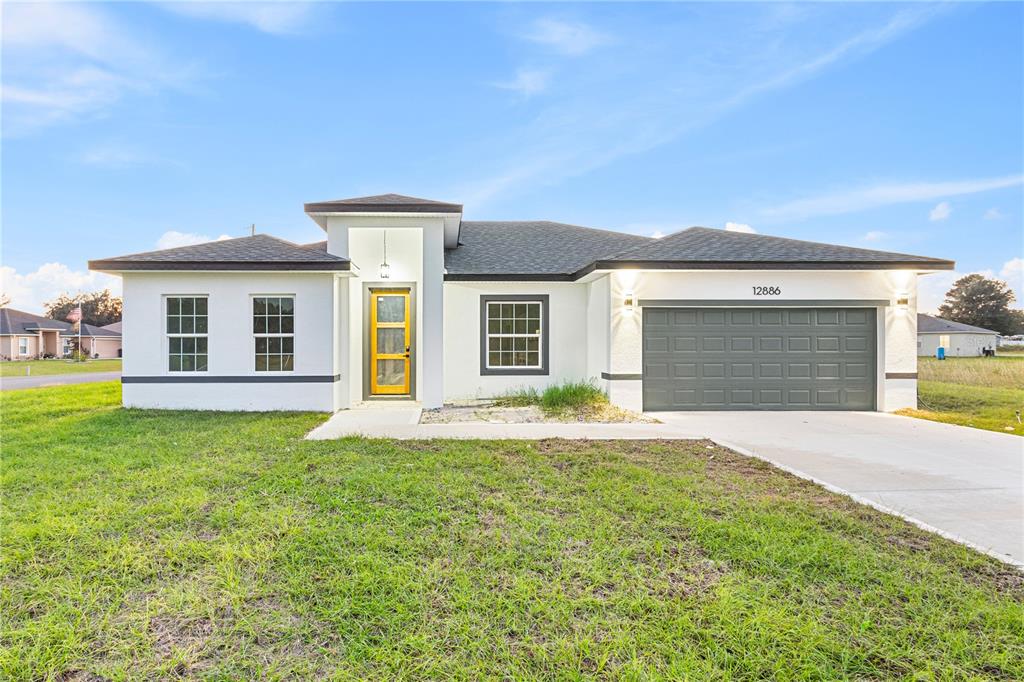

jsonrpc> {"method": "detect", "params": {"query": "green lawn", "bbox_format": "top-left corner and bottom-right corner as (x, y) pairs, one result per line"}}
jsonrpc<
(0, 358), (121, 377)
(2, 383), (1022, 680)
(898, 356), (1024, 435)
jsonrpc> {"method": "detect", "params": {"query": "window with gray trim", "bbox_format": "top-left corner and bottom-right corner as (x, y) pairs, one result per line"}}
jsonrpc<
(253, 296), (294, 371)
(167, 296), (208, 371)
(480, 295), (549, 375)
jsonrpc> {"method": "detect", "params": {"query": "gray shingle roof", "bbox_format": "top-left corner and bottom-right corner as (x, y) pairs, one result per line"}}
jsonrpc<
(304, 193), (463, 214)
(445, 221), (653, 280)
(89, 234), (351, 272)
(74, 323), (121, 338)
(598, 227), (955, 270)
(101, 321), (122, 334)
(0, 308), (72, 335)
(918, 313), (998, 335)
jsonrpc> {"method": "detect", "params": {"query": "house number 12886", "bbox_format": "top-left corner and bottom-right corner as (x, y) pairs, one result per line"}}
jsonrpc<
(752, 286), (781, 296)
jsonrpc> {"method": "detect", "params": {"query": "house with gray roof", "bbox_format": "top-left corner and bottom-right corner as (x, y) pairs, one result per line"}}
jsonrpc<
(0, 307), (122, 360)
(917, 313), (998, 357)
(90, 193), (954, 413)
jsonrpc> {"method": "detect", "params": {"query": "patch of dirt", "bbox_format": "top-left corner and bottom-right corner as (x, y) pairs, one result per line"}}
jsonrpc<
(419, 399), (657, 424)
(149, 613), (215, 660)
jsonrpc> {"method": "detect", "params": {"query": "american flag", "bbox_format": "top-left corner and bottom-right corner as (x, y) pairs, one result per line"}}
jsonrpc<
(66, 306), (82, 323)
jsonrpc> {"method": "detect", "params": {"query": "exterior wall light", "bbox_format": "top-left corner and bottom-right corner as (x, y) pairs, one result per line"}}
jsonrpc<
(896, 295), (909, 309)
(623, 290), (635, 312)
(380, 231), (390, 279)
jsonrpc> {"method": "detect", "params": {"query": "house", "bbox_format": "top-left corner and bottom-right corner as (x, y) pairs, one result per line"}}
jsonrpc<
(89, 193), (955, 413)
(917, 313), (999, 357)
(0, 308), (122, 360)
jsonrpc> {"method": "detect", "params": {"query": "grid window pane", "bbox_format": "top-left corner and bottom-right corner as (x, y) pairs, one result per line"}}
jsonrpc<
(167, 296), (208, 372)
(485, 299), (543, 369)
(253, 296), (295, 372)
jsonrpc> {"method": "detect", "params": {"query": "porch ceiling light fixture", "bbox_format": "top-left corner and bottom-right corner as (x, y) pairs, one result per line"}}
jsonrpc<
(380, 231), (390, 279)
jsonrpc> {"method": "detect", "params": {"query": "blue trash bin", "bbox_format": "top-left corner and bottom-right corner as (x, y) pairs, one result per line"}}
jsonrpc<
(937, 347), (945, 360)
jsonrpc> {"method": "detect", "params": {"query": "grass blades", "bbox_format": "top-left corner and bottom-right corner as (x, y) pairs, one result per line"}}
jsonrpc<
(901, 357), (1024, 435)
(0, 358), (122, 377)
(2, 382), (1023, 679)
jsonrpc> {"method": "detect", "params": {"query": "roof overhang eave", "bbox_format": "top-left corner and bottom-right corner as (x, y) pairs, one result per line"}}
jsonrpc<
(88, 261), (353, 275)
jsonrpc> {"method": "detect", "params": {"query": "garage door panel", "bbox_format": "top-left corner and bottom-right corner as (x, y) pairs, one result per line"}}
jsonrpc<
(643, 306), (876, 411)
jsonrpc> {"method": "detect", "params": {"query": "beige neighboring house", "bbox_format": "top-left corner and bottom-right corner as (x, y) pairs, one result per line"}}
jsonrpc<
(0, 307), (122, 360)
(917, 313), (999, 357)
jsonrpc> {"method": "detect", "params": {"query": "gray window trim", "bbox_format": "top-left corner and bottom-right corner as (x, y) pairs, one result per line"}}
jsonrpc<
(479, 294), (549, 376)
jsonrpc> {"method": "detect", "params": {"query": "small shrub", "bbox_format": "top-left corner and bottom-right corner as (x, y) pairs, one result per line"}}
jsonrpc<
(493, 387), (541, 407)
(540, 380), (607, 411)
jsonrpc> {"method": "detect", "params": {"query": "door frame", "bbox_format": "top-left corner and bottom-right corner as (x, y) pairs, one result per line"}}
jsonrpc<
(362, 283), (417, 401)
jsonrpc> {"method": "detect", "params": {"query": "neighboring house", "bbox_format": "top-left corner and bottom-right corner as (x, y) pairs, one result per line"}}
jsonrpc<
(89, 193), (954, 413)
(917, 313), (999, 357)
(0, 307), (122, 360)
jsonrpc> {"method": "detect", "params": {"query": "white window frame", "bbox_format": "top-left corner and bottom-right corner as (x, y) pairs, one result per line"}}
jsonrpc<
(165, 295), (209, 373)
(18, 337), (29, 356)
(252, 295), (295, 373)
(939, 334), (951, 349)
(480, 295), (549, 376)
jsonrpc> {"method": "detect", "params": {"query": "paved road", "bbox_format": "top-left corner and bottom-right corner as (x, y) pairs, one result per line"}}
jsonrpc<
(0, 371), (121, 391)
(656, 411), (1024, 566)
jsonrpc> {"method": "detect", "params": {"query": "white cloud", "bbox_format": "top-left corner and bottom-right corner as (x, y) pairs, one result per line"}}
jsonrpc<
(522, 18), (610, 56)
(458, 6), (945, 208)
(1, 2), (200, 135)
(492, 69), (551, 97)
(862, 230), (888, 242)
(761, 174), (1023, 222)
(158, 2), (317, 35)
(929, 201), (951, 221)
(156, 231), (233, 250)
(724, 222), (756, 234)
(1, 263), (121, 313)
(984, 208), (1004, 220)
(649, 230), (665, 239)
(1001, 257), (1024, 305)
(77, 144), (182, 169)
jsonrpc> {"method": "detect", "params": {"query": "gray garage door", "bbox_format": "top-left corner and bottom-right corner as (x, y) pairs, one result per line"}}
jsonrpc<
(643, 307), (876, 411)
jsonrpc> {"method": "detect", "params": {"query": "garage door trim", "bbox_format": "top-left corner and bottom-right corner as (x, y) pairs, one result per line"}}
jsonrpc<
(642, 305), (878, 412)
(639, 298), (889, 307)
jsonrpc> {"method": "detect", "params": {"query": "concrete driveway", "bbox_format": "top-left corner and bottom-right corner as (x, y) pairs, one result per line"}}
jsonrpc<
(0, 371), (121, 391)
(656, 411), (1024, 565)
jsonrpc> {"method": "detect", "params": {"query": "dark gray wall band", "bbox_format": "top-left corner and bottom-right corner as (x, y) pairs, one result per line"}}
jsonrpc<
(122, 375), (340, 384)
(600, 372), (642, 380)
(479, 294), (550, 376)
(884, 372), (918, 379)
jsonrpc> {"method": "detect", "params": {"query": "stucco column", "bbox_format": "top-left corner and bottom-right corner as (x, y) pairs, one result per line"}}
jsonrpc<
(420, 223), (445, 408)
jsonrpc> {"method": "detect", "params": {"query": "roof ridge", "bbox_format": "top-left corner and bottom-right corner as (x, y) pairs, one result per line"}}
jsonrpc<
(683, 226), (947, 261)
(462, 219), (655, 240)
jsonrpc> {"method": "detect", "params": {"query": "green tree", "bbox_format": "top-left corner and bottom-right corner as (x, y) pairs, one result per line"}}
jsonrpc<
(937, 274), (1019, 335)
(44, 290), (123, 327)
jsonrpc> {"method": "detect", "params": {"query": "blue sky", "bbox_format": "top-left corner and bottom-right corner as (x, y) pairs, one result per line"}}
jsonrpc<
(2, 1), (1022, 312)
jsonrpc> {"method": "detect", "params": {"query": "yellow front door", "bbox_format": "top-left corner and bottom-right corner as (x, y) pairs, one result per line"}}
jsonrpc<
(370, 289), (411, 395)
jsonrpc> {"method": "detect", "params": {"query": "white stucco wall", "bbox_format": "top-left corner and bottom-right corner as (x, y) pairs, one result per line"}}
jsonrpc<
(443, 281), (591, 400)
(918, 332), (998, 357)
(120, 271), (341, 411)
(325, 215), (444, 407)
(604, 269), (920, 412)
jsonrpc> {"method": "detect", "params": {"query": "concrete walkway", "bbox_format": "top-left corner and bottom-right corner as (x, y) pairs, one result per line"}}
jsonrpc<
(0, 371), (121, 391)
(657, 411), (1024, 566)
(307, 407), (1023, 566)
